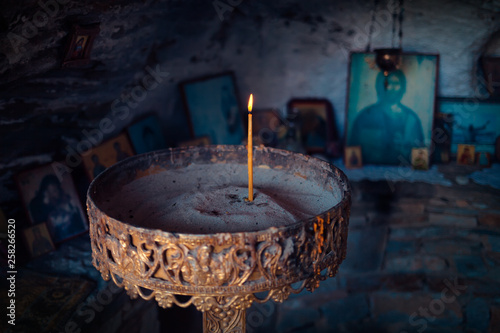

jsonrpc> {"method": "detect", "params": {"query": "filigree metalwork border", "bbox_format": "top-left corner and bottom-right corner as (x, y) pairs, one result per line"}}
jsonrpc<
(87, 145), (351, 321)
(88, 197), (349, 300)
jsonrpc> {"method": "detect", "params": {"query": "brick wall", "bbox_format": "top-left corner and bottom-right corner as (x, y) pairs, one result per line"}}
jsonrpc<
(254, 166), (500, 333)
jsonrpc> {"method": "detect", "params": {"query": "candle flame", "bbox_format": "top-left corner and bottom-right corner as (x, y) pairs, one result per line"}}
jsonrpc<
(248, 94), (253, 112)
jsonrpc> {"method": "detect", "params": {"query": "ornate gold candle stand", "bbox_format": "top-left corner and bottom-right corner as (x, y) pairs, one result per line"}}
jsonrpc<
(87, 145), (351, 332)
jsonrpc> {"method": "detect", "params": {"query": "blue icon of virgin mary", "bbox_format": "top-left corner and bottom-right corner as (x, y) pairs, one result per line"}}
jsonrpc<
(348, 70), (424, 164)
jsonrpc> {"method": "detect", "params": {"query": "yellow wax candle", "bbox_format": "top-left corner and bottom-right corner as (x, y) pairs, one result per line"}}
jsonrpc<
(247, 94), (253, 202)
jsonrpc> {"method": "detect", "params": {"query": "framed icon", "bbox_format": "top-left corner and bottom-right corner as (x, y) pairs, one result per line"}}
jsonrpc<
(180, 72), (244, 145)
(62, 24), (100, 68)
(411, 148), (429, 170)
(345, 52), (438, 164)
(81, 133), (134, 180)
(16, 163), (88, 243)
(457, 144), (476, 165)
(344, 146), (363, 169)
(439, 98), (500, 156)
(127, 114), (166, 154)
(23, 223), (55, 258)
(287, 99), (338, 155)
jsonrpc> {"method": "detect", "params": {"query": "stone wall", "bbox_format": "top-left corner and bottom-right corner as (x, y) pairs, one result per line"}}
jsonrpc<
(1, 0), (499, 207)
(1, 1), (500, 332)
(250, 167), (500, 332)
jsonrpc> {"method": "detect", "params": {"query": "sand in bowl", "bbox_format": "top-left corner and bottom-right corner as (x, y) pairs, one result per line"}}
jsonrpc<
(101, 162), (339, 234)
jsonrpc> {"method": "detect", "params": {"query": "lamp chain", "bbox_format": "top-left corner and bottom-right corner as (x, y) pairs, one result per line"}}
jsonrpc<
(366, 0), (380, 52)
(391, 0), (397, 48)
(399, 0), (404, 50)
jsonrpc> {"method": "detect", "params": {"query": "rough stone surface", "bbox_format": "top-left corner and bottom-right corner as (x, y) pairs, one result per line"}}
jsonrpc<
(319, 293), (370, 330)
(276, 305), (320, 333)
(479, 213), (500, 227)
(342, 226), (387, 273)
(1, 1), (500, 332)
(371, 291), (462, 322)
(489, 305), (500, 333)
(385, 239), (418, 256)
(454, 255), (488, 277)
(422, 238), (483, 256)
(428, 213), (477, 227)
(487, 235), (500, 252)
(8, 161), (500, 333)
(465, 298), (490, 332)
(384, 255), (449, 273)
(1, 0), (500, 206)
(261, 169), (498, 332)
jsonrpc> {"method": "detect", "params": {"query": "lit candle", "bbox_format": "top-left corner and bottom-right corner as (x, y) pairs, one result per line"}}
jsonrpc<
(247, 94), (253, 202)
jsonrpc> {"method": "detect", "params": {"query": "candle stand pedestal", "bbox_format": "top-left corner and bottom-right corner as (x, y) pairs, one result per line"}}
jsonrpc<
(87, 145), (351, 332)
